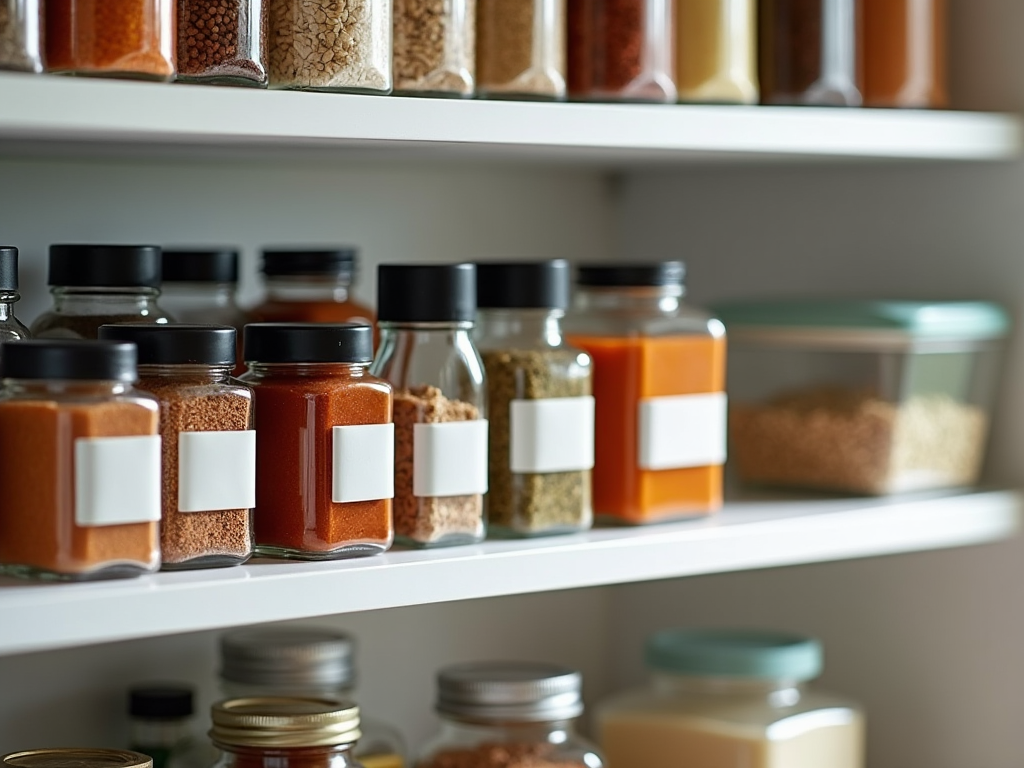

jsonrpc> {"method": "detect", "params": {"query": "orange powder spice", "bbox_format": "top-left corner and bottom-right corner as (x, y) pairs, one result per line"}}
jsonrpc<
(567, 334), (726, 523)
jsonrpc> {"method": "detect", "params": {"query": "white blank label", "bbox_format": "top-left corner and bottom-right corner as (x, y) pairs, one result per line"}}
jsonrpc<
(75, 435), (162, 527)
(178, 430), (257, 512)
(413, 420), (489, 497)
(510, 396), (595, 473)
(333, 423), (395, 503)
(638, 392), (727, 470)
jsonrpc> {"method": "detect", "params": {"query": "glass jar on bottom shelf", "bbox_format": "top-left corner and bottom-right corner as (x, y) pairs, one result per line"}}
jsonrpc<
(476, 0), (567, 99)
(2, 751), (153, 768)
(0, 0), (43, 72)
(0, 248), (30, 349)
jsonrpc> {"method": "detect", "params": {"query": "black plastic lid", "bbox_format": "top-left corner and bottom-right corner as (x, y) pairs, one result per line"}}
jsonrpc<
(475, 260), (571, 310)
(0, 247), (18, 291)
(262, 248), (357, 278)
(98, 324), (237, 367)
(377, 263), (476, 323)
(48, 245), (162, 288)
(244, 323), (373, 364)
(162, 248), (239, 284)
(128, 686), (194, 720)
(577, 261), (686, 288)
(0, 340), (137, 381)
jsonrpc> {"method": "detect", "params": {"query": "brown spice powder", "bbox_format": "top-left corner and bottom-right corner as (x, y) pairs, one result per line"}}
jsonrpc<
(393, 0), (475, 93)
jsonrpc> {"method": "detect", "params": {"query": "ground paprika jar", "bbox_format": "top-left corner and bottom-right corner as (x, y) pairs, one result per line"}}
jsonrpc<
(241, 323), (394, 560)
(0, 340), (161, 580)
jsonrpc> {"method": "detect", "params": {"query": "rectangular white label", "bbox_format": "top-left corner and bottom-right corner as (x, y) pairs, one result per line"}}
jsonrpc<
(178, 430), (257, 512)
(75, 435), (162, 527)
(637, 392), (727, 470)
(413, 420), (489, 497)
(333, 423), (395, 503)
(510, 396), (595, 474)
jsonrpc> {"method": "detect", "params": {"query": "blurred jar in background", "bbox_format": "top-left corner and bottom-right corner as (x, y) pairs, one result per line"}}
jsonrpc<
(863, 0), (946, 108)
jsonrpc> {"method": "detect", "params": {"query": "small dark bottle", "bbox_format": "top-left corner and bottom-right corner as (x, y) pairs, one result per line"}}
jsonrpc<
(0, 247), (30, 348)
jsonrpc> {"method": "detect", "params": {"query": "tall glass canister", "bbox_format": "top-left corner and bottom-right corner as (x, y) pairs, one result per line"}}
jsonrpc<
(477, 0), (566, 99)
(177, 0), (268, 86)
(676, 0), (758, 103)
(863, 0), (946, 108)
(0, 0), (43, 72)
(393, 0), (475, 95)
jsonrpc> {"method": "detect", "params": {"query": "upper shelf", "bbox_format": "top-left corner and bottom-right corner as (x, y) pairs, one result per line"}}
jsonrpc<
(0, 489), (1017, 657)
(0, 72), (1019, 164)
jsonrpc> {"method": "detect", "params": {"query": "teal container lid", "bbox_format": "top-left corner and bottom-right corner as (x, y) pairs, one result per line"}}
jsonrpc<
(645, 629), (823, 681)
(713, 300), (1009, 340)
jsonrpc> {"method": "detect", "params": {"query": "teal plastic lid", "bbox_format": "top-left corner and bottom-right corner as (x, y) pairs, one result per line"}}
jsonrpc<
(645, 629), (823, 681)
(712, 300), (1009, 340)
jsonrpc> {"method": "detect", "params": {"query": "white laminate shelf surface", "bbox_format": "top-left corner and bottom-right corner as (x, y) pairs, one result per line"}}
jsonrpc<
(0, 489), (1017, 657)
(0, 72), (1018, 163)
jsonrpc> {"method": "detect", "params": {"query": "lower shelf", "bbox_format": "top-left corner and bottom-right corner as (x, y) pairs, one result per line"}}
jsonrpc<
(0, 488), (1017, 656)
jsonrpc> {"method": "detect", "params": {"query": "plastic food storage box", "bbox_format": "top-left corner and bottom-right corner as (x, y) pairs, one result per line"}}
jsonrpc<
(715, 300), (1008, 495)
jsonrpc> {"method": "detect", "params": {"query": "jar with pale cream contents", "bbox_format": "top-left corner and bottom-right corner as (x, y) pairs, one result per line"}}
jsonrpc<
(596, 629), (864, 768)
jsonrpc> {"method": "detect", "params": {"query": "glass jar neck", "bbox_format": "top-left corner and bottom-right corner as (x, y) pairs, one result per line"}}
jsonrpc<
(265, 275), (353, 304)
(477, 309), (564, 347)
(162, 282), (237, 305)
(214, 743), (357, 768)
(51, 286), (162, 314)
(0, 291), (21, 321)
(4, 379), (131, 397)
(575, 285), (685, 315)
(438, 717), (575, 745)
(245, 361), (370, 377)
(138, 364), (234, 382)
(652, 672), (805, 707)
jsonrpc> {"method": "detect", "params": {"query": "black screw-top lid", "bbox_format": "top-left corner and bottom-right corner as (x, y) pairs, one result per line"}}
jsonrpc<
(128, 686), (194, 720)
(244, 323), (373, 364)
(99, 324), (237, 367)
(162, 248), (239, 284)
(0, 247), (19, 291)
(476, 260), (571, 310)
(48, 245), (162, 288)
(576, 261), (686, 288)
(377, 263), (476, 323)
(0, 340), (137, 381)
(262, 248), (357, 278)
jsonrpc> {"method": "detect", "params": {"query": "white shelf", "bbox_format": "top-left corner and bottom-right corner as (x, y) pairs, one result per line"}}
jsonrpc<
(0, 489), (1017, 656)
(0, 72), (1018, 163)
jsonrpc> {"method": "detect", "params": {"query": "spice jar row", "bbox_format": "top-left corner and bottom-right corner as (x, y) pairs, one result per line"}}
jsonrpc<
(0, 0), (947, 106)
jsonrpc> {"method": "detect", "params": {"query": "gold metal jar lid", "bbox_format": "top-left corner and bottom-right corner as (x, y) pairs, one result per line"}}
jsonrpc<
(2, 750), (152, 768)
(211, 697), (361, 748)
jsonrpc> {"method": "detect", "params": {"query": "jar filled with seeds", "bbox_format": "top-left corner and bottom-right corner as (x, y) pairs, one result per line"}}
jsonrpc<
(393, 0), (475, 96)
(371, 263), (487, 548)
(0, 0), (43, 72)
(177, 0), (269, 87)
(268, 0), (392, 93)
(98, 324), (256, 570)
(476, 261), (593, 537)
(476, 0), (566, 99)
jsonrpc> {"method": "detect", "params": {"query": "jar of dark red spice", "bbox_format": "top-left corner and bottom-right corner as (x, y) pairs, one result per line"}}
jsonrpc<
(241, 323), (394, 560)
(210, 698), (364, 768)
(177, 0), (268, 86)
(99, 324), (256, 571)
(568, 0), (676, 102)
(46, 0), (176, 80)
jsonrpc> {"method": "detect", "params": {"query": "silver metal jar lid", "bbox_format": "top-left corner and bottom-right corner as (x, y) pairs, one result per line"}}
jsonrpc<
(220, 628), (355, 690)
(436, 661), (584, 723)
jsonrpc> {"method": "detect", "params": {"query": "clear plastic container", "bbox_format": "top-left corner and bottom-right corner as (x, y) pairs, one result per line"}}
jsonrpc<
(863, 0), (946, 108)
(564, 263), (726, 525)
(567, 0), (676, 102)
(475, 261), (593, 537)
(419, 661), (604, 768)
(393, 0), (474, 95)
(716, 300), (1007, 496)
(177, 0), (268, 86)
(0, 248), (30, 350)
(758, 0), (863, 106)
(371, 263), (487, 548)
(0, 0), (43, 72)
(596, 629), (865, 768)
(476, 0), (566, 99)
(252, 248), (375, 326)
(268, 0), (391, 93)
(219, 627), (406, 768)
(31, 245), (173, 340)
(675, 0), (758, 104)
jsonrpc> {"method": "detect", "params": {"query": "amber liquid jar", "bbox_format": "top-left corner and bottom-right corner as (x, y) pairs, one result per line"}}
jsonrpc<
(863, 0), (946, 108)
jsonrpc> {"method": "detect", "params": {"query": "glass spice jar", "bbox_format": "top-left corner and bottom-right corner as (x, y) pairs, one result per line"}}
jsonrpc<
(161, 249), (249, 330)
(476, 0), (567, 99)
(128, 686), (201, 768)
(177, 0), (269, 87)
(418, 662), (605, 768)
(220, 627), (407, 768)
(2, 751), (153, 768)
(46, 0), (176, 80)
(268, 0), (391, 93)
(393, 0), (475, 96)
(475, 261), (593, 538)
(371, 264), (487, 549)
(252, 248), (375, 326)
(0, 340), (161, 581)
(758, 0), (863, 106)
(211, 697), (364, 768)
(31, 244), (174, 341)
(863, 0), (946, 108)
(99, 324), (256, 570)
(675, 0), (758, 104)
(242, 323), (394, 560)
(0, 0), (43, 72)
(567, 0), (676, 102)
(0, 247), (30, 351)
